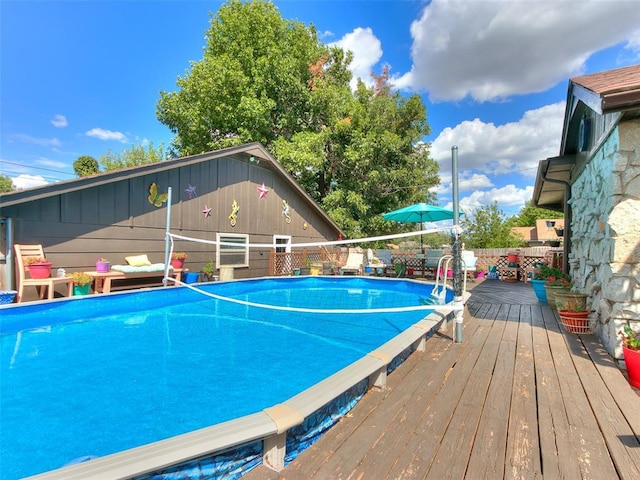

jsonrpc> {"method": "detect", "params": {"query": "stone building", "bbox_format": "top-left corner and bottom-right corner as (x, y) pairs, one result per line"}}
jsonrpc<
(533, 64), (640, 356)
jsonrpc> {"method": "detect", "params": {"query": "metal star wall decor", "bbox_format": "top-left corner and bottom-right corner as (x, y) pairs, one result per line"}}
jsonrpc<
(186, 184), (197, 199)
(257, 182), (269, 199)
(202, 205), (212, 218)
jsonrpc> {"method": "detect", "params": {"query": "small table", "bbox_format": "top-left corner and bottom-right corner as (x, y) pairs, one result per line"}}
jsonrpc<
(85, 269), (185, 294)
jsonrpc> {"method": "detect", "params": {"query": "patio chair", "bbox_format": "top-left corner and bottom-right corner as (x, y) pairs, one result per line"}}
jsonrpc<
(461, 250), (478, 279)
(341, 250), (364, 275)
(14, 244), (74, 303)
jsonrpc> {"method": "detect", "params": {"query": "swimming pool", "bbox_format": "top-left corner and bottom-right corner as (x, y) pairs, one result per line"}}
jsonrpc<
(0, 277), (453, 479)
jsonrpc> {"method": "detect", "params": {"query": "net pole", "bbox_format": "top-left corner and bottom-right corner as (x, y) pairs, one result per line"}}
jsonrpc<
(452, 146), (463, 344)
(163, 187), (172, 287)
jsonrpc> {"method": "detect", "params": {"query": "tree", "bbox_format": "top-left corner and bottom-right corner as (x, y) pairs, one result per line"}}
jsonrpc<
(0, 174), (14, 193)
(507, 201), (563, 227)
(157, 0), (347, 156)
(73, 156), (100, 177)
(99, 142), (166, 172)
(156, 0), (440, 239)
(462, 202), (524, 248)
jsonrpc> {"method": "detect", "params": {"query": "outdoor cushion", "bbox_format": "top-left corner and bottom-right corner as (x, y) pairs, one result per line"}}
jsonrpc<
(125, 254), (152, 267)
(112, 263), (168, 273)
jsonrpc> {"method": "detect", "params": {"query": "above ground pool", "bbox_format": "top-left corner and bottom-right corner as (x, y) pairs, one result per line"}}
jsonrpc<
(0, 277), (451, 479)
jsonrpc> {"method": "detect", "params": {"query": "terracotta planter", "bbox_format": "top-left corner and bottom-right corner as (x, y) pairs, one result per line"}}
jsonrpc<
(171, 259), (184, 269)
(544, 285), (571, 308)
(507, 253), (519, 263)
(28, 262), (53, 279)
(558, 310), (590, 334)
(622, 346), (640, 389)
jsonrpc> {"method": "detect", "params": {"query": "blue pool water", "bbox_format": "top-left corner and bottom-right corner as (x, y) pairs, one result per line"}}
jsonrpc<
(0, 277), (448, 479)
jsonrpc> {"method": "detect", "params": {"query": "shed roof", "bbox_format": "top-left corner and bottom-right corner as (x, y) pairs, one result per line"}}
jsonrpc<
(0, 142), (345, 236)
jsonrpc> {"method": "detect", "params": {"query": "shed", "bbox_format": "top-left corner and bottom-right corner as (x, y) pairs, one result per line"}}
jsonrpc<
(0, 142), (345, 295)
(533, 63), (640, 356)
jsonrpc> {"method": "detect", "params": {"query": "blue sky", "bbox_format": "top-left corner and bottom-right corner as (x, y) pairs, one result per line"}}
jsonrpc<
(2, 0), (639, 218)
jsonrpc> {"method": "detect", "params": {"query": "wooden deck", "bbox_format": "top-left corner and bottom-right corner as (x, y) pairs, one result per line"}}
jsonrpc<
(243, 279), (640, 479)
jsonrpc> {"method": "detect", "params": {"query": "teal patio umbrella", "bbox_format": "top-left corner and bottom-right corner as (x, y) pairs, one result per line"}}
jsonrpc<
(383, 203), (460, 251)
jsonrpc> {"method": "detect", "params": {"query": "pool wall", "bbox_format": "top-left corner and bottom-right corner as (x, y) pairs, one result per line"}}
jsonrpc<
(8, 278), (457, 480)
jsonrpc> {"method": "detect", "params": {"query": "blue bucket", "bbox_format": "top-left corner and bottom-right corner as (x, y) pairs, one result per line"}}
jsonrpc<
(183, 272), (200, 284)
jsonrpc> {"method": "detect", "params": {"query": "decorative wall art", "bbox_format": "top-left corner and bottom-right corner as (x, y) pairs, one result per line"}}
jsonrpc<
(202, 205), (212, 218)
(303, 222), (308, 230)
(282, 200), (291, 223)
(185, 184), (197, 199)
(257, 183), (269, 199)
(229, 200), (239, 226)
(148, 183), (168, 207)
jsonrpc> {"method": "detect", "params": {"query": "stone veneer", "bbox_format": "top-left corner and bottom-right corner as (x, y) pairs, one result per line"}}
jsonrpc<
(568, 118), (640, 357)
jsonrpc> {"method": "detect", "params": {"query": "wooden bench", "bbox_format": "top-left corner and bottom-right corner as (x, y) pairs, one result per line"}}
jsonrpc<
(85, 269), (185, 294)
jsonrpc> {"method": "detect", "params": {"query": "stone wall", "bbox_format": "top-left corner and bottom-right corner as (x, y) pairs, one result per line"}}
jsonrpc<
(569, 118), (640, 356)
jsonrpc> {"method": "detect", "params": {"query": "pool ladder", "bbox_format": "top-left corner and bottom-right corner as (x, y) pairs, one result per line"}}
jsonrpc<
(430, 255), (468, 304)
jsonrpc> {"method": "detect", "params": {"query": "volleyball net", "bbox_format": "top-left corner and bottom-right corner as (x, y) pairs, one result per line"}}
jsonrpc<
(161, 226), (464, 316)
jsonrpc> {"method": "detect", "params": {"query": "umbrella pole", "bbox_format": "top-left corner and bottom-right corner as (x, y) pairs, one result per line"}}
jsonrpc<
(452, 146), (463, 343)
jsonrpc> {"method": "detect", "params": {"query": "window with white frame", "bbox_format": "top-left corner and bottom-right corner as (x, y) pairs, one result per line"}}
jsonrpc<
(216, 233), (249, 267)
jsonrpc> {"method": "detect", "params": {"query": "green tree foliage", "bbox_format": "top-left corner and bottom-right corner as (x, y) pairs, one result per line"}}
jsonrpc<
(157, 0), (347, 156)
(99, 142), (166, 172)
(507, 201), (564, 227)
(274, 68), (439, 239)
(156, 0), (440, 239)
(0, 174), (15, 193)
(73, 156), (100, 177)
(462, 202), (525, 248)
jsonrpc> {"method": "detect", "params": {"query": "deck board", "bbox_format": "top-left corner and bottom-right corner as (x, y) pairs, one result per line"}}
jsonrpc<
(242, 279), (640, 480)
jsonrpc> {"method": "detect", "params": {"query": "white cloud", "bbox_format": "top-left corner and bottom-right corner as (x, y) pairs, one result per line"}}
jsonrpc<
(431, 101), (565, 178)
(11, 174), (48, 190)
(10, 134), (61, 148)
(458, 184), (535, 218)
(51, 114), (68, 128)
(399, 0), (640, 102)
(330, 27), (383, 89)
(85, 128), (128, 143)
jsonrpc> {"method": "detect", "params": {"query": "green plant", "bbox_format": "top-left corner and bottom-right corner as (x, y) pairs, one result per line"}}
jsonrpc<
(202, 259), (215, 277)
(545, 276), (572, 287)
(619, 325), (640, 351)
(171, 252), (188, 260)
(534, 265), (568, 281)
(24, 256), (47, 265)
(556, 294), (587, 312)
(69, 271), (92, 286)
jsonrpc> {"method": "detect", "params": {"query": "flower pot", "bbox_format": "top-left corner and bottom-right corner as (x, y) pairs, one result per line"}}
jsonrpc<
(96, 261), (110, 273)
(530, 279), (547, 303)
(549, 240), (561, 247)
(73, 284), (91, 296)
(554, 292), (588, 312)
(558, 310), (590, 334)
(544, 285), (571, 308)
(171, 259), (184, 269)
(622, 346), (640, 389)
(507, 253), (519, 263)
(28, 262), (53, 279)
(300, 267), (311, 275)
(475, 271), (485, 279)
(293, 268), (301, 276)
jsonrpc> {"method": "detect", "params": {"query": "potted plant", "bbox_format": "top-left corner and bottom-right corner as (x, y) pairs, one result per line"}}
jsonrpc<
(96, 257), (110, 273)
(24, 256), (53, 279)
(619, 325), (640, 388)
(201, 259), (216, 281)
(556, 294), (589, 334)
(300, 258), (311, 275)
(541, 267), (571, 308)
(171, 252), (187, 269)
(530, 264), (559, 303)
(69, 271), (92, 296)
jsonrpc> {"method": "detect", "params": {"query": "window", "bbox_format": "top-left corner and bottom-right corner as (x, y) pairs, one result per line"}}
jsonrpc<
(217, 233), (249, 268)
